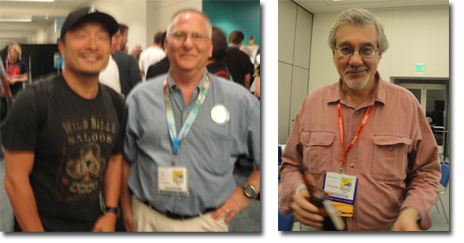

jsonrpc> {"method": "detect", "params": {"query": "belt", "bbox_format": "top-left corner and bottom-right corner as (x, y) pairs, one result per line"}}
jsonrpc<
(142, 200), (216, 220)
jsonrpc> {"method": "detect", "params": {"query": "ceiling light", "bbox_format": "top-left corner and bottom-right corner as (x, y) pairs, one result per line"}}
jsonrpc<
(0, 15), (32, 22)
(0, 0), (55, 2)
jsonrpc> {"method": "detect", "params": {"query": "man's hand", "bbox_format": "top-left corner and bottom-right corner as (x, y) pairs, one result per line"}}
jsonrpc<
(91, 212), (117, 232)
(211, 187), (251, 224)
(391, 208), (421, 231)
(122, 202), (134, 232)
(290, 188), (324, 228)
(8, 76), (17, 84)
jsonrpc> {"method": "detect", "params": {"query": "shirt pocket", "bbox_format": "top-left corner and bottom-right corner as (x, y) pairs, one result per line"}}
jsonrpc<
(300, 131), (335, 175)
(200, 129), (232, 175)
(371, 135), (411, 181)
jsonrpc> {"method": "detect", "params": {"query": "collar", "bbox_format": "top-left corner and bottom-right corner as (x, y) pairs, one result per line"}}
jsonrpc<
(167, 69), (207, 91)
(326, 71), (386, 107)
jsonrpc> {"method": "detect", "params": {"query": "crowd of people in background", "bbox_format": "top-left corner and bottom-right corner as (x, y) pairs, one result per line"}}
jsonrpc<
(0, 20), (259, 101)
(0, 6), (260, 232)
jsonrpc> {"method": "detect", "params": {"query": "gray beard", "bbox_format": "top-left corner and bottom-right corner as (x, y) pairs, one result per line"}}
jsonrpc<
(343, 73), (369, 90)
(343, 67), (370, 90)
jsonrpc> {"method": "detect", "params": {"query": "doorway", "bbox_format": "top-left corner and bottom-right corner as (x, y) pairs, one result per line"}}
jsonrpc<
(396, 79), (449, 160)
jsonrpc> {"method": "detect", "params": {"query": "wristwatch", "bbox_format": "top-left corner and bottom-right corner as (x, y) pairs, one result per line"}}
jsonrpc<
(242, 182), (258, 199)
(105, 207), (120, 218)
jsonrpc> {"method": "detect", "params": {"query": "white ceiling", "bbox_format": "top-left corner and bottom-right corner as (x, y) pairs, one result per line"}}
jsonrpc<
(0, 0), (93, 50)
(293, 0), (449, 14)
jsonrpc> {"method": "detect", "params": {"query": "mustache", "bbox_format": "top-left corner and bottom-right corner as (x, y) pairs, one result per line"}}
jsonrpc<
(344, 66), (369, 74)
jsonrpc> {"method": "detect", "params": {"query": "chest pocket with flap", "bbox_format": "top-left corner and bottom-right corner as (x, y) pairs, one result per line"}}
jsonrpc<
(371, 135), (412, 181)
(300, 131), (335, 174)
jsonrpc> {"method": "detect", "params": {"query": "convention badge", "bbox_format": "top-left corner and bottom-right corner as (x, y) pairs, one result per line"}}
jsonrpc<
(323, 172), (358, 217)
(158, 167), (189, 196)
(211, 104), (230, 125)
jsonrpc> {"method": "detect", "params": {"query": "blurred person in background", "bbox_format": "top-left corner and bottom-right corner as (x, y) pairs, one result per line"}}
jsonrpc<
(3, 43), (28, 97)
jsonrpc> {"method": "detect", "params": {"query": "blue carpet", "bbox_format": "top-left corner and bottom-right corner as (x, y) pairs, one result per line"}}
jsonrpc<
(0, 155), (260, 232)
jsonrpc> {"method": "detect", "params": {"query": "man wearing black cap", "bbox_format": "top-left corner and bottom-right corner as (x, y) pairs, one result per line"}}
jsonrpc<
(1, 6), (126, 232)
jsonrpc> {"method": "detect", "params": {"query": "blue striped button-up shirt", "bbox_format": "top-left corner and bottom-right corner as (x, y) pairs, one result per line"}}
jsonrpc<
(124, 70), (260, 216)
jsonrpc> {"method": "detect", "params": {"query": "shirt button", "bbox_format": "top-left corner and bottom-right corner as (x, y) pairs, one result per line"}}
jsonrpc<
(390, 147), (393, 151)
(177, 197), (182, 201)
(350, 163), (355, 168)
(184, 113), (188, 118)
(355, 111), (358, 115)
(183, 140), (187, 144)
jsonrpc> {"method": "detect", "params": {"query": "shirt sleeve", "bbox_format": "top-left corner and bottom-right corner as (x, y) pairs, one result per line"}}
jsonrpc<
(20, 60), (29, 74)
(401, 103), (441, 230)
(1, 87), (39, 152)
(279, 103), (306, 216)
(122, 93), (138, 165)
(128, 55), (142, 92)
(112, 94), (128, 155)
(247, 97), (261, 169)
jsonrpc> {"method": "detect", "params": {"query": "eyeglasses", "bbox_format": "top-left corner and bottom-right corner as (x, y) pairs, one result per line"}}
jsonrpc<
(335, 47), (378, 58)
(170, 32), (209, 45)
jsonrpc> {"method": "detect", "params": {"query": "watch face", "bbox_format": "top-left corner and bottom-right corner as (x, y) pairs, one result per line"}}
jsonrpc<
(244, 185), (255, 198)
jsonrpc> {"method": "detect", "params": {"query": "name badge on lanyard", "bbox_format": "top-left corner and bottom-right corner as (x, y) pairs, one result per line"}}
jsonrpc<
(324, 103), (374, 217)
(158, 167), (189, 196)
(159, 73), (210, 195)
(323, 172), (358, 217)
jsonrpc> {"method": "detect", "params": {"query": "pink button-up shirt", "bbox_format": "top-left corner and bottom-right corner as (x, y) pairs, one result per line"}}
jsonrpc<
(279, 73), (441, 231)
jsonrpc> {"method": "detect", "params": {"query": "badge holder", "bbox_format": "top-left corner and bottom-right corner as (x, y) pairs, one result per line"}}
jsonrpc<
(323, 172), (358, 217)
(158, 166), (189, 196)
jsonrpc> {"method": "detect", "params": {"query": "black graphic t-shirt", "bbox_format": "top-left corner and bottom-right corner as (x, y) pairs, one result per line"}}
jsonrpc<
(1, 75), (126, 231)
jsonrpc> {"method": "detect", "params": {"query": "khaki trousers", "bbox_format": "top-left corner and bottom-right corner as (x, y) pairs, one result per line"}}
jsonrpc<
(132, 196), (228, 232)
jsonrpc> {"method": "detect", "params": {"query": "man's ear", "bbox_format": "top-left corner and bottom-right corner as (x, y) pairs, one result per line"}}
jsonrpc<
(208, 40), (213, 58)
(58, 40), (65, 57)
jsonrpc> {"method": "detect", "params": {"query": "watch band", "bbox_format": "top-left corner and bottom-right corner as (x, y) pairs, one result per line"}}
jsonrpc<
(105, 207), (120, 218)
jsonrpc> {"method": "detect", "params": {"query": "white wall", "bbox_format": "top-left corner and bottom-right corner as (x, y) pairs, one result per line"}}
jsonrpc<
(308, 6), (449, 94)
(87, 0), (124, 21)
(88, 0), (202, 50)
(278, 0), (313, 144)
(279, 5), (449, 143)
(146, 0), (202, 48)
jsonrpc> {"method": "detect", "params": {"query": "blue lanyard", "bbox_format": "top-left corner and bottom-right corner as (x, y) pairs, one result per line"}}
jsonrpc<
(164, 73), (210, 164)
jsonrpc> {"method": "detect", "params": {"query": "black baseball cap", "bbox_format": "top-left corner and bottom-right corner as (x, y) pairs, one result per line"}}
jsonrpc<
(60, 6), (118, 39)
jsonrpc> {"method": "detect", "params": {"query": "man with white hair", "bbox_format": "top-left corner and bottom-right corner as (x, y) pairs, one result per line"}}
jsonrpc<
(279, 8), (440, 231)
(121, 9), (260, 232)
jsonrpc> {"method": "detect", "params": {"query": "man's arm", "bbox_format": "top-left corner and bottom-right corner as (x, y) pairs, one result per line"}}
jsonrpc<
(211, 167), (260, 224)
(253, 76), (260, 99)
(393, 105), (441, 231)
(4, 149), (45, 232)
(121, 158), (133, 231)
(92, 154), (123, 232)
(8, 73), (28, 84)
(279, 110), (306, 213)
(1, 76), (12, 98)
(244, 73), (251, 90)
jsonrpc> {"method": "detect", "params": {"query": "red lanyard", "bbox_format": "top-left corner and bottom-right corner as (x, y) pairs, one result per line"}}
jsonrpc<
(337, 103), (375, 170)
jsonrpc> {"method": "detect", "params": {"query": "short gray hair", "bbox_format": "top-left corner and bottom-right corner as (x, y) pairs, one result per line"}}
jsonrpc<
(328, 8), (389, 53)
(166, 9), (212, 39)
